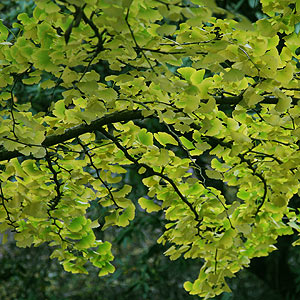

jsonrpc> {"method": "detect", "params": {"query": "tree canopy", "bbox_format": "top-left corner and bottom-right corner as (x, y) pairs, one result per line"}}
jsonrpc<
(0, 0), (300, 298)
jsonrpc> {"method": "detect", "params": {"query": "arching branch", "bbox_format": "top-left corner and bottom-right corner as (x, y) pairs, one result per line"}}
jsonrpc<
(0, 110), (145, 162)
(0, 92), (298, 162)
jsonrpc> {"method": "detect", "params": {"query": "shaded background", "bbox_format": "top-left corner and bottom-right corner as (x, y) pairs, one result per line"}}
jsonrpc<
(1, 0), (300, 299)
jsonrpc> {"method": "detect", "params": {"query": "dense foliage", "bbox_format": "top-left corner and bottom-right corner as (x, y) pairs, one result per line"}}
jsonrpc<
(0, 0), (300, 298)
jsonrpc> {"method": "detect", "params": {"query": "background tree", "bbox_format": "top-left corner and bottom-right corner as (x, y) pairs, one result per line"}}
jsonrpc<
(0, 0), (300, 299)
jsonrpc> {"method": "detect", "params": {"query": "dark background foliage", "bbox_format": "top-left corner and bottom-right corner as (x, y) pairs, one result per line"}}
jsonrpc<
(1, 1), (300, 299)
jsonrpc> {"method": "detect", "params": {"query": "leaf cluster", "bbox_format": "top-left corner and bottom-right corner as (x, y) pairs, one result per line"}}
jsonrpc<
(0, 0), (300, 298)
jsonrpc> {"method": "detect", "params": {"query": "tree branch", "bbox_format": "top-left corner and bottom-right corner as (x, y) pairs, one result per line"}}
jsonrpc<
(0, 91), (298, 162)
(214, 95), (300, 105)
(0, 110), (145, 162)
(98, 127), (201, 223)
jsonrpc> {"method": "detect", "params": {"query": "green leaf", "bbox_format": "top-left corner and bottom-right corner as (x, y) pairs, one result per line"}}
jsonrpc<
(76, 232), (96, 249)
(22, 160), (42, 177)
(33, 49), (56, 72)
(0, 20), (9, 42)
(243, 87), (264, 107)
(190, 69), (205, 85)
(183, 281), (193, 292)
(275, 63), (295, 84)
(218, 228), (236, 249)
(274, 88), (292, 112)
(223, 68), (245, 82)
(205, 169), (223, 180)
(138, 129), (153, 146)
(97, 241), (112, 255)
(117, 203), (135, 227)
(179, 136), (194, 149)
(138, 197), (161, 213)
(67, 216), (86, 232)
(177, 67), (195, 81)
(98, 88), (118, 101)
(154, 132), (178, 147)
(53, 100), (66, 119)
(237, 190), (251, 200)
(98, 262), (115, 276)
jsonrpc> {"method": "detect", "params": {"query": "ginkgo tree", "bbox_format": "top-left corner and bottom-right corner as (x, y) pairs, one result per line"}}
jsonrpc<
(0, 0), (300, 298)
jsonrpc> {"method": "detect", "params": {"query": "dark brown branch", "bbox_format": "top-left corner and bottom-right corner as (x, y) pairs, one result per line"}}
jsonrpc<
(0, 110), (145, 162)
(43, 110), (144, 147)
(45, 150), (63, 210)
(249, 150), (283, 164)
(0, 90), (298, 163)
(214, 249), (218, 274)
(214, 95), (300, 105)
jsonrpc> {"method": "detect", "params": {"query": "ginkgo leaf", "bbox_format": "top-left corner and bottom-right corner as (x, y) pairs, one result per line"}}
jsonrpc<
(53, 100), (66, 118)
(190, 69), (205, 85)
(237, 190), (251, 200)
(98, 263), (115, 276)
(117, 204), (135, 227)
(68, 216), (86, 232)
(275, 63), (295, 84)
(274, 88), (292, 112)
(177, 67), (195, 81)
(33, 49), (56, 72)
(154, 132), (178, 146)
(0, 20), (9, 42)
(223, 68), (245, 82)
(205, 169), (223, 180)
(138, 197), (161, 212)
(98, 88), (118, 101)
(183, 281), (193, 292)
(243, 87), (264, 107)
(76, 232), (96, 249)
(22, 160), (42, 177)
(138, 129), (153, 146)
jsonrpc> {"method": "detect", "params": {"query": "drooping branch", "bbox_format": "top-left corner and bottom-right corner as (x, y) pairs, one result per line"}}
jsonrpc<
(1, 89), (298, 162)
(0, 110), (145, 162)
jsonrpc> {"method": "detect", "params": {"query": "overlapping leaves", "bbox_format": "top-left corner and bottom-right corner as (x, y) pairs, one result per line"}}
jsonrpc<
(0, 0), (300, 298)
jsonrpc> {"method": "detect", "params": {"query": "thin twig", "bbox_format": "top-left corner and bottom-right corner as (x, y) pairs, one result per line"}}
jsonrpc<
(77, 138), (121, 209)
(125, 7), (157, 74)
(99, 128), (200, 222)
